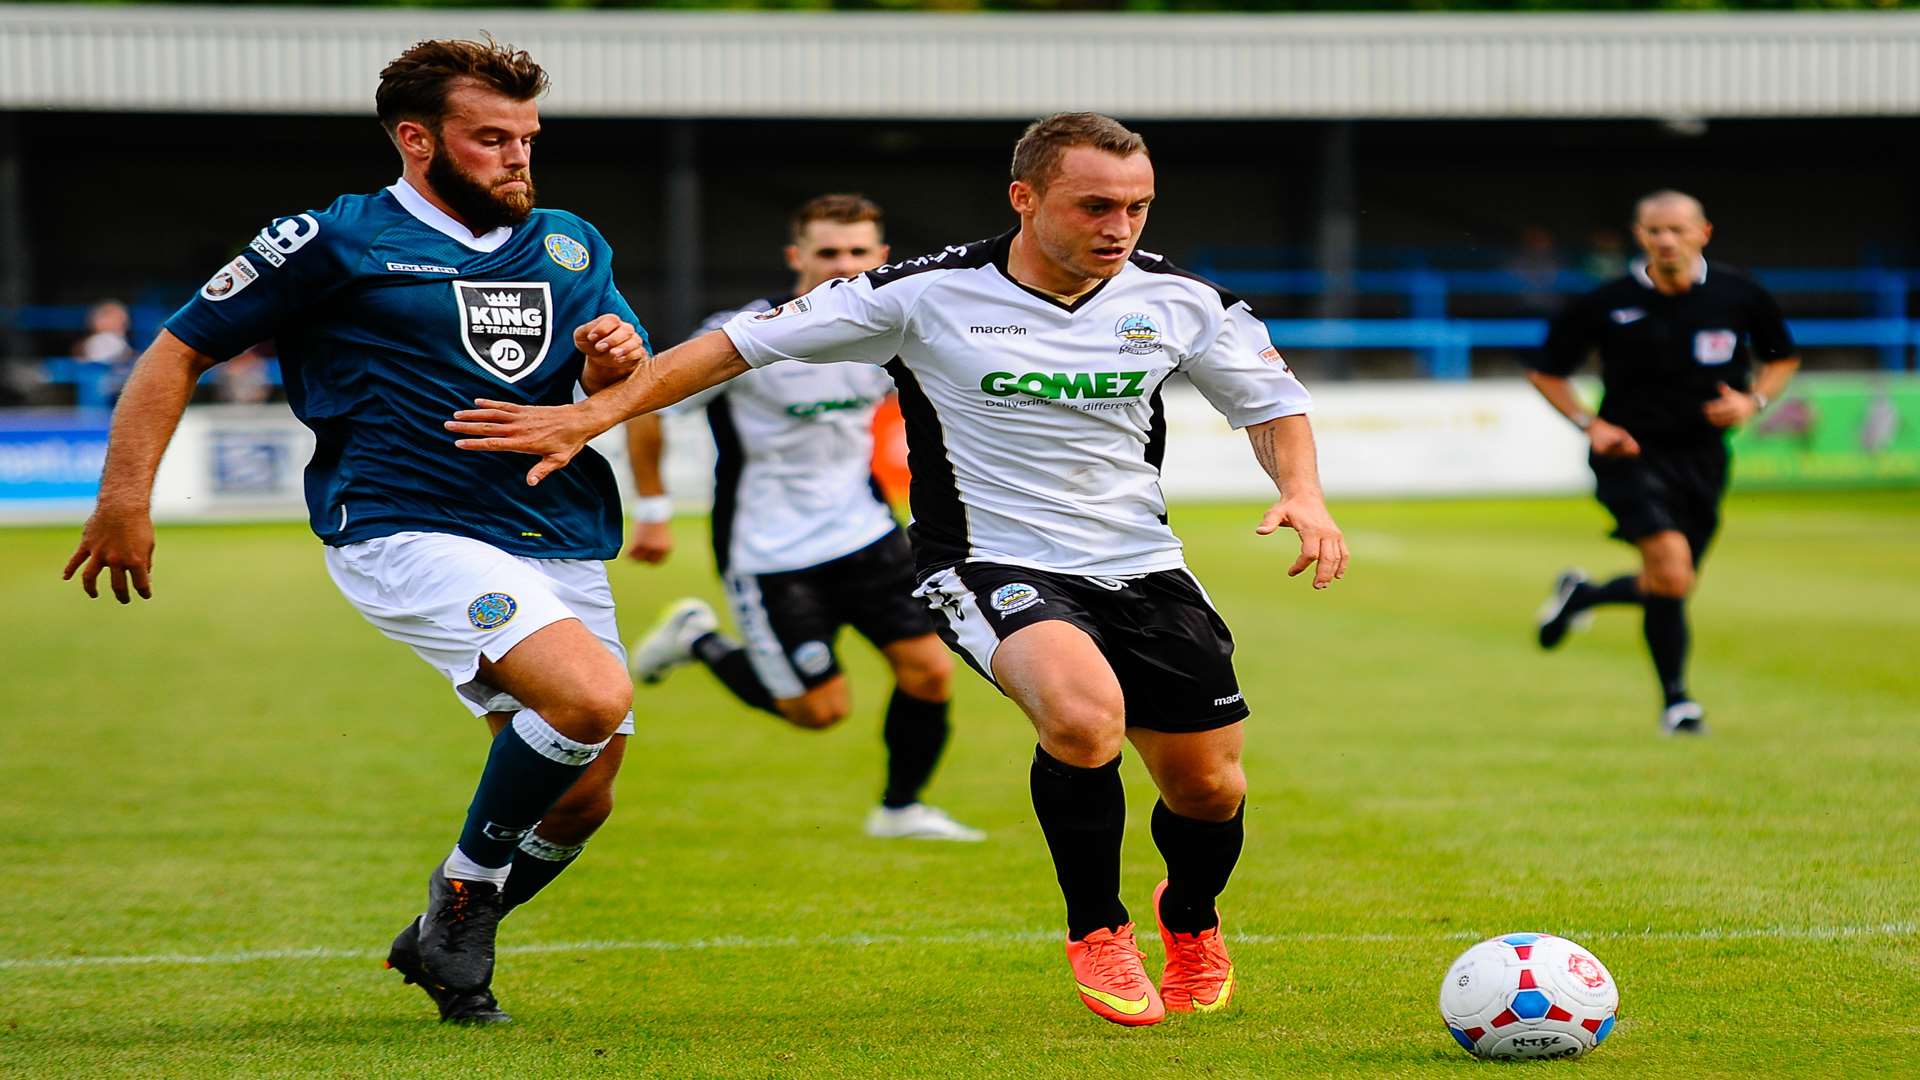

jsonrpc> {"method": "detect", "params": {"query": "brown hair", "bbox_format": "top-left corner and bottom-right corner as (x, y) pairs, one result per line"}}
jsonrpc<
(1010, 113), (1148, 192)
(376, 36), (549, 136)
(789, 193), (885, 244)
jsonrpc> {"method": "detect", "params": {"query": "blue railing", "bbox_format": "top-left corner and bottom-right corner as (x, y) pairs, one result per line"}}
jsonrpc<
(1189, 262), (1920, 378)
(12, 265), (1920, 391)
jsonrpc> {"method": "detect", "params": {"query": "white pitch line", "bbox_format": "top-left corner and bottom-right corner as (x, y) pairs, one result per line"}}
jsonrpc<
(1, 922), (1911, 973)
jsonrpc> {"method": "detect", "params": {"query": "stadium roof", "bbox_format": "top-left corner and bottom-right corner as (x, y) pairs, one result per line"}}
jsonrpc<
(3, 5), (1919, 120)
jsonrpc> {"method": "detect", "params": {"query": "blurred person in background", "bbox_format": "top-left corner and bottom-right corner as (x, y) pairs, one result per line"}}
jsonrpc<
(1527, 190), (1800, 735)
(622, 193), (981, 843)
(71, 299), (137, 403)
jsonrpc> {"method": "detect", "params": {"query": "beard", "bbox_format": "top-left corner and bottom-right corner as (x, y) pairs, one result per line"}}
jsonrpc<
(426, 146), (536, 232)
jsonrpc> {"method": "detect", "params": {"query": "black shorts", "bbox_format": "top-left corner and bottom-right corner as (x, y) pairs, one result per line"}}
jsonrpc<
(722, 528), (935, 699)
(1589, 438), (1728, 564)
(914, 562), (1249, 734)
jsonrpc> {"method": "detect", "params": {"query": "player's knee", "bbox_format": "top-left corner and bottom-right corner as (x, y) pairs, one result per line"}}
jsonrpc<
(543, 679), (633, 742)
(779, 694), (847, 730)
(1040, 700), (1127, 766)
(1643, 563), (1694, 598)
(894, 654), (953, 702)
(1160, 762), (1246, 821)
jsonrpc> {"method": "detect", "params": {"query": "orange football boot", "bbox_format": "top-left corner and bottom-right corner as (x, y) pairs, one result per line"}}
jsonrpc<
(1153, 879), (1236, 1013)
(1064, 923), (1165, 1026)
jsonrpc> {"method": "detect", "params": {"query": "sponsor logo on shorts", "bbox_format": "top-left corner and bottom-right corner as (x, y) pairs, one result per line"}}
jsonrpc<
(792, 640), (834, 677)
(387, 261), (458, 274)
(1114, 311), (1163, 355)
(1694, 329), (1737, 365)
(467, 592), (518, 630)
(200, 256), (259, 302)
(752, 297), (810, 322)
(455, 280), (554, 383)
(544, 232), (591, 272)
(1213, 692), (1244, 708)
(990, 583), (1042, 615)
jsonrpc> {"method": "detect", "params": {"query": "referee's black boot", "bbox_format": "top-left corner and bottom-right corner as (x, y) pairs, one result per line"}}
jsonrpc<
(386, 913), (513, 1024)
(1536, 569), (1589, 650)
(1660, 700), (1708, 736)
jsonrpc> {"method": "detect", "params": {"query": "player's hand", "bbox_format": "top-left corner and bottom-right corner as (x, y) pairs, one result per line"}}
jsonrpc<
(1703, 382), (1759, 429)
(626, 521), (674, 564)
(62, 503), (156, 603)
(573, 315), (646, 363)
(446, 399), (596, 486)
(1256, 493), (1349, 590)
(1588, 419), (1641, 458)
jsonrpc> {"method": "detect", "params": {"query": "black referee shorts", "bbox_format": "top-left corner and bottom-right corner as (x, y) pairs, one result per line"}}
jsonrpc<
(914, 562), (1249, 734)
(1589, 438), (1729, 565)
(722, 528), (936, 699)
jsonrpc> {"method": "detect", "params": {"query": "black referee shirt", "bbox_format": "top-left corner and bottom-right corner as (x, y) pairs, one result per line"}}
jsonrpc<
(1531, 259), (1795, 442)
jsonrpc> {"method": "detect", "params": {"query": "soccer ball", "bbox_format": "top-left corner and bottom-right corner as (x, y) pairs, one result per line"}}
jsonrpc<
(1438, 933), (1619, 1060)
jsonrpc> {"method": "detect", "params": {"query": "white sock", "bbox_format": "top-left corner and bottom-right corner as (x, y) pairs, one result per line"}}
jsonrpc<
(444, 845), (511, 887)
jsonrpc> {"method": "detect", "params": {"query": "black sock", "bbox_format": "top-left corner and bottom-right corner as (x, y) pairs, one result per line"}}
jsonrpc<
(456, 710), (602, 871)
(1642, 595), (1691, 706)
(692, 631), (777, 714)
(1571, 573), (1642, 614)
(502, 833), (584, 911)
(881, 688), (950, 809)
(1151, 799), (1245, 935)
(1030, 745), (1129, 940)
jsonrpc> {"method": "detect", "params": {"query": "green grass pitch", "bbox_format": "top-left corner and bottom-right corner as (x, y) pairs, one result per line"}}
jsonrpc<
(3, 492), (1916, 1078)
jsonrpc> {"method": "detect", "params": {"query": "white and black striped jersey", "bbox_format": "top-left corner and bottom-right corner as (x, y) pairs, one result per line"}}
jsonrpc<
(687, 298), (900, 576)
(721, 229), (1310, 577)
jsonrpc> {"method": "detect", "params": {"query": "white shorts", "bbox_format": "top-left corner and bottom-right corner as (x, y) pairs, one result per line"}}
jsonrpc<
(324, 531), (635, 733)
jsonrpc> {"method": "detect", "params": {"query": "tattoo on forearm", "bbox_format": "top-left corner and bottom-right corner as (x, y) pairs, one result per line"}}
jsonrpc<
(1251, 423), (1280, 479)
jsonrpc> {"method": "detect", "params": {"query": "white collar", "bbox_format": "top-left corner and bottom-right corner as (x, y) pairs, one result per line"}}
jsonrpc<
(1631, 255), (1708, 290)
(386, 177), (514, 253)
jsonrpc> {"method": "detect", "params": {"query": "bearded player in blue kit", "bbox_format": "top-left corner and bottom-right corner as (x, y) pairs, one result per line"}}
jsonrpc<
(63, 39), (648, 1024)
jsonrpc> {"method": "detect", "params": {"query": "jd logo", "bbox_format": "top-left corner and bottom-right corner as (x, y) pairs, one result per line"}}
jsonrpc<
(455, 280), (554, 383)
(980, 370), (1149, 400)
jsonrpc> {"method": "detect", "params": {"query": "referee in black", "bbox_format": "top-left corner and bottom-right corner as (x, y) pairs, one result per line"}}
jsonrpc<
(1525, 190), (1799, 734)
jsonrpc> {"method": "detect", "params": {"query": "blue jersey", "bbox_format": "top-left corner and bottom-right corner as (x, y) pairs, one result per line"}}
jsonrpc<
(165, 180), (646, 559)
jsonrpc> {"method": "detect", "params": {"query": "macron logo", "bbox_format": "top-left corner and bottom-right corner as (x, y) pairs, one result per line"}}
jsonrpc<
(1213, 692), (1243, 708)
(969, 325), (1027, 335)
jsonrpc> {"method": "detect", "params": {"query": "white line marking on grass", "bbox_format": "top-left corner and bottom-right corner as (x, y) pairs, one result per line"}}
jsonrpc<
(2, 923), (1910, 973)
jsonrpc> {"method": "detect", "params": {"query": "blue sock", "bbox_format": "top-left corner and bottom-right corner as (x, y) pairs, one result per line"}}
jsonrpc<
(454, 709), (606, 873)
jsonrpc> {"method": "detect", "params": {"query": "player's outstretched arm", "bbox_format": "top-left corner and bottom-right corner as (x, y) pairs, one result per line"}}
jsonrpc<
(448, 328), (749, 486)
(62, 330), (221, 603)
(1248, 414), (1349, 590)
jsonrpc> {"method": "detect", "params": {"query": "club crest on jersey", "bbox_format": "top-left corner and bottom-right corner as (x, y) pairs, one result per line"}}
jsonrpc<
(1114, 312), (1163, 355)
(454, 280), (554, 384)
(467, 592), (518, 630)
(544, 233), (590, 272)
(990, 583), (1043, 615)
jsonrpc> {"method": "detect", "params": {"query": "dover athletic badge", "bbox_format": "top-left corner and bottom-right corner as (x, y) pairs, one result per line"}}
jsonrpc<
(455, 280), (554, 383)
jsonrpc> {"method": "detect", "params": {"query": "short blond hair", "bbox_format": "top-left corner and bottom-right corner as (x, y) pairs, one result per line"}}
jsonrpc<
(1011, 113), (1148, 192)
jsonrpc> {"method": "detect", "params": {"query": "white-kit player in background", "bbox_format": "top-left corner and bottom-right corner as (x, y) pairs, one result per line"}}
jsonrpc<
(621, 194), (982, 842)
(445, 113), (1348, 1028)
